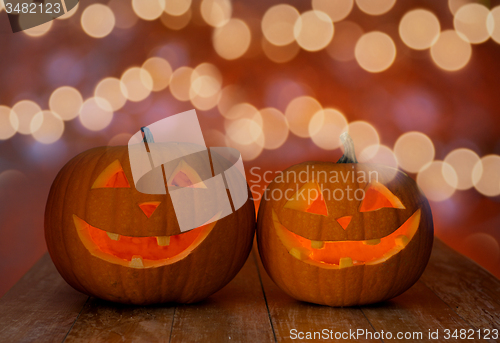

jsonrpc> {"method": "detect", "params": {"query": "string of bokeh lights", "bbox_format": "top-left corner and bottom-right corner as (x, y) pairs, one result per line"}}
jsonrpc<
(1, 0), (500, 202)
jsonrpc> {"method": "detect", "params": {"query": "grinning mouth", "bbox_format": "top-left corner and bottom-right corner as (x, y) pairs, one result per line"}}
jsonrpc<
(74, 214), (219, 268)
(272, 209), (421, 269)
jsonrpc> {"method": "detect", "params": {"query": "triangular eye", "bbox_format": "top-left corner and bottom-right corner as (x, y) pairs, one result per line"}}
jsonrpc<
(167, 160), (207, 189)
(92, 160), (130, 189)
(359, 181), (405, 212)
(284, 182), (328, 216)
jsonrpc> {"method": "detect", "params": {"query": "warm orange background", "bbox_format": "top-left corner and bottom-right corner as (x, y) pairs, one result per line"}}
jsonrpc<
(1, 0), (500, 297)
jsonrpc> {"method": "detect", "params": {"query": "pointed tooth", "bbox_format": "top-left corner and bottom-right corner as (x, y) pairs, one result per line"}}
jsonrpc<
(289, 247), (311, 260)
(106, 232), (120, 241)
(311, 240), (324, 249)
(363, 238), (381, 245)
(339, 257), (353, 268)
(156, 236), (170, 246)
(395, 235), (409, 248)
(130, 255), (144, 268)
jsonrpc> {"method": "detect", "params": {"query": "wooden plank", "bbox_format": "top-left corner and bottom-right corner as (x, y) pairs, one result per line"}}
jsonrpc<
(0, 254), (89, 343)
(361, 281), (473, 342)
(169, 252), (275, 343)
(64, 299), (175, 343)
(420, 239), (500, 332)
(253, 243), (378, 343)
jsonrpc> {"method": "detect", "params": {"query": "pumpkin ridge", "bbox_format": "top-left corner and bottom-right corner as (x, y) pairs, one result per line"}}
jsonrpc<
(60, 150), (94, 295)
(83, 148), (115, 294)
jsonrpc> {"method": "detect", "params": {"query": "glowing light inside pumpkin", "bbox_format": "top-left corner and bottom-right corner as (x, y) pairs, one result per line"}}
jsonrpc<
(138, 201), (161, 218)
(273, 209), (421, 267)
(336, 216), (352, 230)
(167, 160), (207, 189)
(74, 214), (216, 265)
(92, 160), (131, 189)
(359, 182), (405, 212)
(284, 182), (328, 216)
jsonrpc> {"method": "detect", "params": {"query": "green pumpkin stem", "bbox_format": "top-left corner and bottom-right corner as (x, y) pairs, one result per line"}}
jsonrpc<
(337, 132), (358, 164)
(141, 126), (155, 144)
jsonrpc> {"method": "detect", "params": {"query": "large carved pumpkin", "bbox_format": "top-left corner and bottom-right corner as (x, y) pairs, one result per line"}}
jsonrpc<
(257, 134), (433, 306)
(45, 144), (255, 305)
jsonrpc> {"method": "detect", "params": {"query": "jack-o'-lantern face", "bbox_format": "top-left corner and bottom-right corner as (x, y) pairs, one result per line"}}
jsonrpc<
(257, 161), (433, 307)
(272, 179), (420, 268)
(73, 158), (218, 269)
(45, 146), (256, 304)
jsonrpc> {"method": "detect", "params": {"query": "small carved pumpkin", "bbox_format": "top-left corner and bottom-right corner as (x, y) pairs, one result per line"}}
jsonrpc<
(45, 144), (255, 305)
(257, 134), (433, 306)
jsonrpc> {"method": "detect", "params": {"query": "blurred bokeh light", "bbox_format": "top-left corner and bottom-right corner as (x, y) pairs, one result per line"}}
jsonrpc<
(355, 31), (396, 73)
(1, 0), (500, 296)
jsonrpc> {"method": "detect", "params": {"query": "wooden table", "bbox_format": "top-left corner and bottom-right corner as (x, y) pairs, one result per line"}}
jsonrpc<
(1, 239), (499, 343)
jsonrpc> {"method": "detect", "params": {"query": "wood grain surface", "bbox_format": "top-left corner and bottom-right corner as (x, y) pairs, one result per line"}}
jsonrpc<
(0, 238), (498, 343)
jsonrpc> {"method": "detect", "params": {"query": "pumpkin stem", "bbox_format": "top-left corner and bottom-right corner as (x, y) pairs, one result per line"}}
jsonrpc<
(141, 127), (155, 144)
(337, 132), (358, 163)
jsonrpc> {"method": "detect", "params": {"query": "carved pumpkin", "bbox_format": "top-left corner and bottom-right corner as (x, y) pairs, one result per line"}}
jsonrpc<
(45, 144), (255, 305)
(257, 134), (433, 306)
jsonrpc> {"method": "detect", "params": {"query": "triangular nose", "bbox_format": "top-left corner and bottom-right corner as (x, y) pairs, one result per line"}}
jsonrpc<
(336, 216), (352, 230)
(138, 201), (160, 218)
